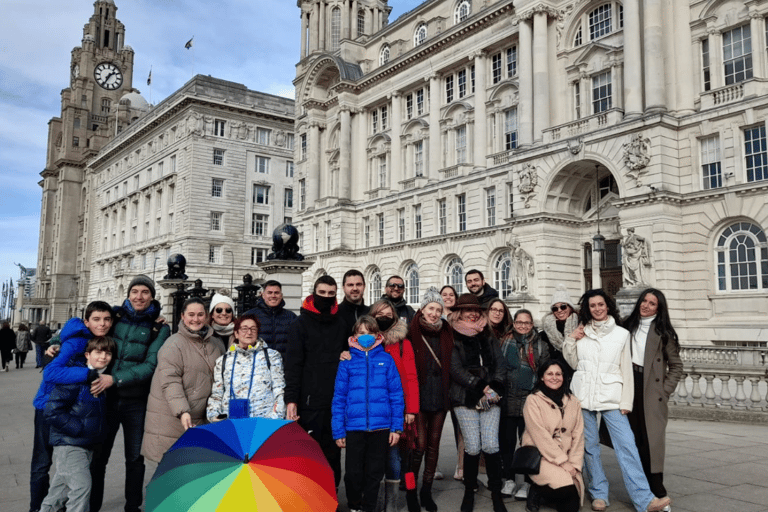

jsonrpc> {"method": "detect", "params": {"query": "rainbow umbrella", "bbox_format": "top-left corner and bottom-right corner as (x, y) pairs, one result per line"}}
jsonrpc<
(146, 418), (337, 511)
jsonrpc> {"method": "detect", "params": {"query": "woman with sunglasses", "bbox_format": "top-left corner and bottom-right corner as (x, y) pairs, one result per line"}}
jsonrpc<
(498, 309), (550, 500)
(207, 314), (286, 422)
(209, 291), (235, 349)
(540, 285), (579, 363)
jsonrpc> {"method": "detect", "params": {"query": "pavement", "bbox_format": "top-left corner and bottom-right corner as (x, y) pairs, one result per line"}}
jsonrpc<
(2, 364), (768, 512)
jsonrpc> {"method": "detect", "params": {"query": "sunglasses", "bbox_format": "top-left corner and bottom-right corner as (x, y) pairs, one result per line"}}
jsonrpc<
(551, 304), (569, 313)
(215, 307), (233, 314)
(387, 283), (405, 289)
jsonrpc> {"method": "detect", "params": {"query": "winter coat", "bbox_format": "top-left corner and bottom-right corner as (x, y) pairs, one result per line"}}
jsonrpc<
(141, 322), (225, 462)
(521, 391), (584, 504)
(0, 326), (15, 355)
(209, 325), (234, 350)
(628, 320), (683, 473)
(475, 284), (500, 309)
(449, 329), (506, 408)
(35, 318), (99, 410)
(381, 320), (420, 415)
(207, 340), (286, 421)
(337, 300), (370, 335)
(331, 337), (404, 440)
(15, 330), (32, 353)
(563, 317), (633, 412)
(45, 363), (107, 448)
(31, 324), (52, 345)
(540, 312), (579, 353)
(408, 311), (453, 410)
(244, 297), (297, 355)
(284, 295), (349, 410)
(384, 295), (416, 327)
(500, 330), (550, 417)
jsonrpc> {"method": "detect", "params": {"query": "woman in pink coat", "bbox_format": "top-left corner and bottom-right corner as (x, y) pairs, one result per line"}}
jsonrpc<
(521, 360), (584, 512)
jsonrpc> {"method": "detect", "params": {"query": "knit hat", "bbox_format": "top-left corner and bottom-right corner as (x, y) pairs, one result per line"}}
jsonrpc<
(420, 286), (444, 310)
(452, 293), (482, 310)
(550, 284), (576, 310)
(209, 290), (235, 313)
(128, 274), (156, 298)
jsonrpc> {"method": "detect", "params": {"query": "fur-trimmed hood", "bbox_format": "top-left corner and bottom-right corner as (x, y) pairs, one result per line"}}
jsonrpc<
(381, 319), (408, 346)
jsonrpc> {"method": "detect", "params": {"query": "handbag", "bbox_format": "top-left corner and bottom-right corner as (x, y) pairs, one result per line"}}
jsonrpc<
(511, 445), (541, 475)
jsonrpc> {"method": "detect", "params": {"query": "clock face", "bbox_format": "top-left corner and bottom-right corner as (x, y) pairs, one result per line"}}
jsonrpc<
(94, 62), (123, 90)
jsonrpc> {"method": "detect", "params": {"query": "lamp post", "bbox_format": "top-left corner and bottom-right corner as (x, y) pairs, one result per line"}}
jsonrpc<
(151, 256), (162, 284)
(225, 250), (235, 293)
(592, 165), (605, 289)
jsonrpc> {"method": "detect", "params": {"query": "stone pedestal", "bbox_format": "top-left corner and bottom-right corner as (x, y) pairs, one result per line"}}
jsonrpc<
(615, 287), (644, 318)
(257, 260), (315, 312)
(157, 279), (193, 331)
(504, 293), (540, 312)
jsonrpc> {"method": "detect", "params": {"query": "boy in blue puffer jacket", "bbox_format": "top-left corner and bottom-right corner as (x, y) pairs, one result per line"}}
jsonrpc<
(40, 335), (116, 512)
(332, 316), (404, 512)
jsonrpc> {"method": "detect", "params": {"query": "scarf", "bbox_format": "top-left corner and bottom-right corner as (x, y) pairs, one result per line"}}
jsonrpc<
(188, 325), (209, 338)
(451, 315), (487, 337)
(585, 317), (616, 339)
(418, 314), (443, 334)
(212, 322), (234, 337)
(121, 298), (160, 321)
(541, 312), (579, 351)
(536, 382), (567, 408)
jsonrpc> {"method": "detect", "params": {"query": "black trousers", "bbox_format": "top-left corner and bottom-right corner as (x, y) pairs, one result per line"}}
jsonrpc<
(298, 407), (342, 489)
(344, 430), (389, 512)
(531, 482), (580, 512)
(499, 415), (525, 480)
(627, 367), (667, 498)
(15, 351), (28, 368)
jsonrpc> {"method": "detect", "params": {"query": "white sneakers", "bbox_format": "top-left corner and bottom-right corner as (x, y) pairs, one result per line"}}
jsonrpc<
(501, 479), (516, 497)
(514, 481), (530, 500)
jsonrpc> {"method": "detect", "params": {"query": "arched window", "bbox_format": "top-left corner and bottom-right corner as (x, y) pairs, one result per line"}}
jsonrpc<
(379, 44), (390, 66)
(716, 222), (768, 291)
(454, 0), (471, 24)
(331, 7), (341, 50)
(445, 257), (464, 293)
(406, 263), (420, 304)
(357, 9), (366, 36)
(572, 2), (624, 48)
(368, 268), (383, 304)
(494, 251), (512, 299)
(414, 23), (427, 47)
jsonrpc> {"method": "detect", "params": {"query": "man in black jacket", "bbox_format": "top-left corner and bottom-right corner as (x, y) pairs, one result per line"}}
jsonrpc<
(31, 321), (52, 368)
(337, 269), (369, 334)
(465, 269), (499, 308)
(383, 275), (416, 327)
(244, 280), (297, 355)
(285, 275), (348, 490)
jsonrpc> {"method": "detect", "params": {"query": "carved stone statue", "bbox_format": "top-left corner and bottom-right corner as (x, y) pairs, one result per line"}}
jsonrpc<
(507, 240), (535, 293)
(623, 132), (651, 185)
(621, 228), (651, 287)
(517, 163), (539, 208)
(267, 224), (304, 261)
(275, 130), (286, 147)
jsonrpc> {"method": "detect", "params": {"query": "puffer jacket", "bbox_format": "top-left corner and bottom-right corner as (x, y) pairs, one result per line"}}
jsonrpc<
(15, 330), (32, 352)
(382, 320), (420, 415)
(563, 317), (633, 412)
(500, 329), (550, 417)
(45, 363), (107, 447)
(207, 340), (286, 421)
(141, 322), (225, 462)
(449, 329), (506, 408)
(244, 297), (297, 355)
(331, 336), (404, 440)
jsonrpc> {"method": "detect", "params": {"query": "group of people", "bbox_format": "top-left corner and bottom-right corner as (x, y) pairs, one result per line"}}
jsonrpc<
(1, 321), (49, 371)
(26, 269), (683, 512)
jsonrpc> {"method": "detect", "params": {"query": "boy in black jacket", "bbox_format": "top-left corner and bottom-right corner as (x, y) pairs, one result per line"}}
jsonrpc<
(40, 336), (116, 512)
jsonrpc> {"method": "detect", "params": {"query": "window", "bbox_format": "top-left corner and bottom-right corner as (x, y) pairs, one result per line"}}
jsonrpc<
(716, 222), (768, 291)
(101, 98), (111, 115)
(157, 162), (163, 177)
(506, 46), (517, 77)
(378, 213), (385, 245)
(574, 26), (583, 46)
(364, 217), (370, 248)
(73, 136), (79, 147)
(251, 214), (268, 236)
(589, 4), (612, 40)
(331, 7), (341, 50)
(416, 89), (425, 115)
(251, 248), (267, 265)
(398, 209), (405, 242)
(458, 69), (467, 98)
(701, 38), (711, 92)
(457, 194), (466, 231)
(256, 128), (271, 145)
(438, 199), (447, 235)
(325, 221), (331, 250)
(210, 212), (222, 231)
(505, 108), (518, 150)
(445, 257), (464, 293)
(212, 178), (223, 197)
(287, 133), (295, 150)
(414, 205), (422, 239)
(284, 216), (292, 224)
(372, 109), (379, 133)
(486, 187), (496, 227)
(284, 188), (293, 208)
(414, 23), (427, 46)
(446, 75), (454, 103)
(368, 269), (382, 305)
(208, 246), (222, 264)
(744, 125), (767, 182)
(574, 81), (582, 119)
(170, 155), (176, 173)
(299, 179), (306, 209)
(286, 161), (294, 177)
(723, 25), (752, 85)
(253, 185), (270, 204)
(256, 156), (270, 173)
(454, 0), (471, 23)
(494, 251), (512, 299)
(214, 120), (226, 137)
(414, 141), (424, 177)
(74, 117), (81, 129)
(213, 148), (224, 165)
(406, 94), (413, 119)
(300, 134), (307, 161)
(358, 9), (366, 36)
(592, 71), (612, 114)
(314, 224), (319, 252)
(492, 53), (502, 83)
(380, 44), (390, 65)
(470, 65), (475, 93)
(406, 263), (420, 304)
(378, 156), (387, 188)
(700, 136), (722, 189)
(508, 183), (515, 217)
(456, 125), (467, 164)
(381, 105), (388, 130)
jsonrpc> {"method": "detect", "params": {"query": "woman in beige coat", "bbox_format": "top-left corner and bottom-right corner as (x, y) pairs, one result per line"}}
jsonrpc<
(141, 298), (225, 463)
(521, 360), (584, 512)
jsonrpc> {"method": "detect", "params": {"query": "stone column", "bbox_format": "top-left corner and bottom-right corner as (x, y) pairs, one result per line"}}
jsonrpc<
(307, 121), (321, 207)
(473, 52), (487, 168)
(579, 71), (590, 116)
(674, 0), (695, 113)
(319, 0), (326, 50)
(365, 7), (372, 36)
(532, 11), (549, 142)
(390, 93), (402, 185)
(300, 11), (308, 58)
(623, 0), (643, 117)
(708, 29), (723, 90)
(355, 108), (368, 196)
(750, 13), (765, 78)
(257, 260), (316, 312)
(643, 0), (666, 111)
(428, 75), (441, 179)
(339, 106), (352, 200)
(518, 17), (533, 146)
(352, 0), (359, 38)
(311, 3), (320, 52)
(341, 0), (350, 42)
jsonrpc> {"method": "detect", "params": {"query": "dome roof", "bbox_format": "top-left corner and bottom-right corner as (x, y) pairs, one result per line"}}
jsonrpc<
(120, 91), (150, 111)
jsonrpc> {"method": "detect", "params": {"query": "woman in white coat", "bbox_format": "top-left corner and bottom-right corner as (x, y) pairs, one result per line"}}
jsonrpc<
(563, 290), (670, 512)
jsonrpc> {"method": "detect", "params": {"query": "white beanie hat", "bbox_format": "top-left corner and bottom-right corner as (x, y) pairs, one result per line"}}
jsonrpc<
(550, 284), (576, 310)
(210, 291), (235, 313)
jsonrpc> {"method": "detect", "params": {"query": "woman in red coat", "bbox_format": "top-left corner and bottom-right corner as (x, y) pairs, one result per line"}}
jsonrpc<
(369, 299), (420, 511)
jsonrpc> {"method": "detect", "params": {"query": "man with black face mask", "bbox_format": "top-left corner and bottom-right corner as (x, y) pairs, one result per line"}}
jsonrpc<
(285, 275), (348, 495)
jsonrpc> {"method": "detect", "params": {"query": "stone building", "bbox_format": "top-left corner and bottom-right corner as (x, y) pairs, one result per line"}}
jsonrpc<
(292, 0), (768, 345)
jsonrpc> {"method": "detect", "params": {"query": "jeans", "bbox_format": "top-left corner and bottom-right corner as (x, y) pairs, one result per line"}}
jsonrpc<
(41, 446), (93, 512)
(30, 408), (54, 512)
(89, 397), (147, 512)
(345, 430), (389, 512)
(36, 344), (46, 367)
(453, 405), (501, 456)
(386, 444), (401, 480)
(582, 409), (655, 512)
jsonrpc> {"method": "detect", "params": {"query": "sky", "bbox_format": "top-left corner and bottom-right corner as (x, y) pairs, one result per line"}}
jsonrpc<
(0, 0), (425, 293)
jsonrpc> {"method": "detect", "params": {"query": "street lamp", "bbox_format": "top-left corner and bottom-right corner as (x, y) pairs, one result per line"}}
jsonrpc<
(592, 164), (605, 289)
(151, 256), (162, 284)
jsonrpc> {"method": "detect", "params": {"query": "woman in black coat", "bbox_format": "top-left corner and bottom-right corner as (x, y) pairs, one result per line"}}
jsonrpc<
(0, 322), (16, 371)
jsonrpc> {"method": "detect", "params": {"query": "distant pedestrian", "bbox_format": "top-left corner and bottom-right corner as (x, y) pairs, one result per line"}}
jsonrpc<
(0, 322), (15, 372)
(31, 321), (53, 368)
(15, 323), (32, 369)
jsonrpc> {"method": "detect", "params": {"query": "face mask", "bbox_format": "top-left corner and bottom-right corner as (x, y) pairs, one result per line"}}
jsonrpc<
(357, 334), (376, 349)
(313, 294), (336, 314)
(376, 317), (396, 331)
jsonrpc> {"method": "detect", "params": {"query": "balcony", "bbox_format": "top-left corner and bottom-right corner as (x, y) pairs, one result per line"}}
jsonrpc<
(544, 108), (624, 143)
(700, 79), (768, 110)
(438, 163), (473, 179)
(399, 176), (429, 190)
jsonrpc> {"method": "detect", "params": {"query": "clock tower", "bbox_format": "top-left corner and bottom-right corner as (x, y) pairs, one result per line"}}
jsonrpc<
(37, 0), (137, 323)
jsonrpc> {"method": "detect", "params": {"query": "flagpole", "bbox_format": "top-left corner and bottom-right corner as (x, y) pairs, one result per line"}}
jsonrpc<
(148, 66), (152, 105)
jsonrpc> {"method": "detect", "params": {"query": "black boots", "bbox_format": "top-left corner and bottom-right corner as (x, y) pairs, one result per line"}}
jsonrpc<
(420, 482), (437, 512)
(525, 482), (542, 512)
(461, 452), (480, 512)
(404, 472), (420, 512)
(484, 452), (508, 512)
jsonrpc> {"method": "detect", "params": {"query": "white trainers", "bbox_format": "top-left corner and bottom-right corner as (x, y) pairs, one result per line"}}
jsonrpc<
(501, 479), (516, 497)
(514, 481), (530, 500)
(434, 470), (444, 480)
